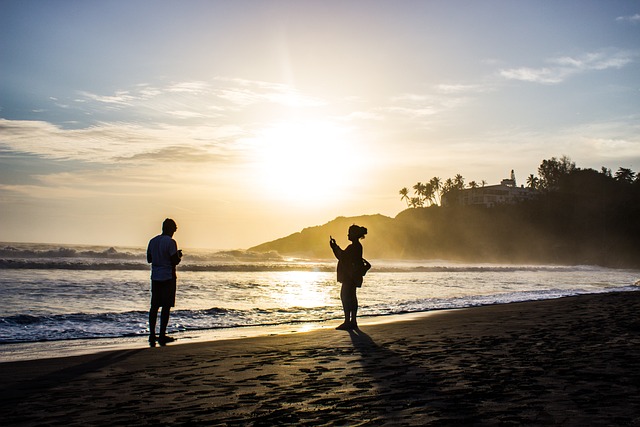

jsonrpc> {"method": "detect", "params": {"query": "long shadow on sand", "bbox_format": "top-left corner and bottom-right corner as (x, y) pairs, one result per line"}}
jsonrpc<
(348, 327), (481, 425)
(0, 349), (143, 416)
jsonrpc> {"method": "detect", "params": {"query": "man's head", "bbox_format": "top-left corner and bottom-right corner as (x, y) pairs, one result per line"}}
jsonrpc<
(162, 218), (177, 235)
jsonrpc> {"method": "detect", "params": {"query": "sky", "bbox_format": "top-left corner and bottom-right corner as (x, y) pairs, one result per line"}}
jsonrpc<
(1, 0), (639, 249)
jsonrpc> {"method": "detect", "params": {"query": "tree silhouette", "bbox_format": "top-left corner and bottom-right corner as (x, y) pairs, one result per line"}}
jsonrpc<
(443, 178), (454, 194)
(412, 182), (426, 207)
(399, 187), (410, 207)
(538, 155), (575, 191)
(430, 177), (442, 205)
(423, 182), (435, 206)
(615, 167), (636, 184)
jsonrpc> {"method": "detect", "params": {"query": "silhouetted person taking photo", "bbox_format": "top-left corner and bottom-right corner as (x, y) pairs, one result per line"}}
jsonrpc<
(147, 218), (182, 346)
(330, 224), (368, 330)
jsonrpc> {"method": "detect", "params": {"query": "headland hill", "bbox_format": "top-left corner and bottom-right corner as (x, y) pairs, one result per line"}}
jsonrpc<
(250, 157), (640, 268)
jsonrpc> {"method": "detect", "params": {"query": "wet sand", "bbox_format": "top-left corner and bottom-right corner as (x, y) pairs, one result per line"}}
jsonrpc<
(2, 291), (640, 426)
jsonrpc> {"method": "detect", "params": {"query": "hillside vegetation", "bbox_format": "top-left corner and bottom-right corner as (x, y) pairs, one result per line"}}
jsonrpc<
(250, 158), (640, 267)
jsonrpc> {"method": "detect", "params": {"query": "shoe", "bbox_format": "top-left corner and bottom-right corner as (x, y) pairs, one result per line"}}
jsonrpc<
(336, 323), (350, 330)
(158, 335), (176, 345)
(149, 334), (157, 347)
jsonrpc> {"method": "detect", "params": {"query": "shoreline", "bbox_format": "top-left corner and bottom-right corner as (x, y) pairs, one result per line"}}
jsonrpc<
(2, 289), (638, 363)
(2, 291), (640, 425)
(0, 310), (445, 363)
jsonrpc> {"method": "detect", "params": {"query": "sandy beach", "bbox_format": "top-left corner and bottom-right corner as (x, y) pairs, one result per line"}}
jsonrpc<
(2, 291), (640, 426)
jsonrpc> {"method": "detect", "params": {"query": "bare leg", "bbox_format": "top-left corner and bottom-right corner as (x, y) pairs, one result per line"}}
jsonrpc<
(337, 285), (350, 330)
(149, 306), (159, 343)
(351, 294), (358, 328)
(160, 306), (171, 337)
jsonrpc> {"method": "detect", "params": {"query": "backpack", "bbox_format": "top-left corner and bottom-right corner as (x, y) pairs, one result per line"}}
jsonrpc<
(355, 258), (371, 288)
(360, 258), (371, 276)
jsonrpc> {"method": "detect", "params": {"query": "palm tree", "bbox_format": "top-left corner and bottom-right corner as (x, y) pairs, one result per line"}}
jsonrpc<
(424, 182), (435, 206)
(412, 182), (425, 207)
(430, 177), (442, 206)
(615, 167), (636, 184)
(399, 187), (410, 207)
(468, 181), (478, 189)
(454, 174), (465, 190)
(443, 178), (454, 193)
(526, 174), (539, 189)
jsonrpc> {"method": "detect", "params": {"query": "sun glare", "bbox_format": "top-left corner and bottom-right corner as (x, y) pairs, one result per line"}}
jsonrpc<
(270, 271), (332, 308)
(251, 120), (360, 203)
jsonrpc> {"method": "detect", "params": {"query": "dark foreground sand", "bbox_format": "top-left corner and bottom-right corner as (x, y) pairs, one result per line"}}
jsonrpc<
(2, 292), (640, 426)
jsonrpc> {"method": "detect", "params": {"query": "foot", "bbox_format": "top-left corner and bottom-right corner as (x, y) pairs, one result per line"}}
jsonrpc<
(336, 323), (350, 330)
(158, 335), (176, 345)
(149, 334), (157, 346)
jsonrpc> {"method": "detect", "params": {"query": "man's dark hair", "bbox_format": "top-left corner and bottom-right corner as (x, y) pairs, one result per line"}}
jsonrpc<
(162, 218), (177, 233)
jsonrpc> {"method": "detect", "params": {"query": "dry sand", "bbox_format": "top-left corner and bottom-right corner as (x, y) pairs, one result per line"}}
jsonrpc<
(2, 291), (640, 426)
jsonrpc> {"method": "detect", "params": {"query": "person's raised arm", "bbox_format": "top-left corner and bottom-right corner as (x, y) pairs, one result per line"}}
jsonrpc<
(329, 236), (343, 259)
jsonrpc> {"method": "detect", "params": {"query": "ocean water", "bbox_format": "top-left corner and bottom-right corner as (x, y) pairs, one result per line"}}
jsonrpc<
(1, 242), (639, 346)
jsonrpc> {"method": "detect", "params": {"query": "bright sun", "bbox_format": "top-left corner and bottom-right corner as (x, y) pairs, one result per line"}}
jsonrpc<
(252, 120), (360, 203)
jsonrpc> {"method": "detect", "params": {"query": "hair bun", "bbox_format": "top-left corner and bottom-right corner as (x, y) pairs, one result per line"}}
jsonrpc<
(349, 224), (367, 239)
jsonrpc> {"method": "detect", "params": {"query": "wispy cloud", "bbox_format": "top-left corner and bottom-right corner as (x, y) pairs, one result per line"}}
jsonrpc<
(78, 90), (137, 106)
(384, 88), (476, 120)
(0, 119), (242, 164)
(115, 145), (229, 163)
(571, 118), (640, 160)
(0, 77), (332, 165)
(500, 49), (635, 84)
(168, 110), (209, 119)
(499, 67), (570, 84)
(67, 78), (327, 125)
(434, 83), (493, 94)
(215, 78), (325, 107)
(166, 81), (210, 94)
(616, 14), (640, 24)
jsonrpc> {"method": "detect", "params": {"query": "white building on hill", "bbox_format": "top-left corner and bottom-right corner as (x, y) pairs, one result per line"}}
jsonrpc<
(442, 170), (538, 207)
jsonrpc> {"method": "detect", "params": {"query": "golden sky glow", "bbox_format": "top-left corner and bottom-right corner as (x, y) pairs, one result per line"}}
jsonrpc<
(249, 120), (363, 203)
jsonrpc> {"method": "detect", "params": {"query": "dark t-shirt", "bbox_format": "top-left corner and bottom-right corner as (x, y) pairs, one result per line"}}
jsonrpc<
(332, 241), (363, 285)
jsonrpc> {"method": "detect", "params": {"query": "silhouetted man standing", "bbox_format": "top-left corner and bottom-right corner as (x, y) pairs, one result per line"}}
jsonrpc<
(147, 218), (182, 346)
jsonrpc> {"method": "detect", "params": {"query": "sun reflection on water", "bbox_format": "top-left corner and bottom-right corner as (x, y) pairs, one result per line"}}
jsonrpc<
(268, 271), (333, 308)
